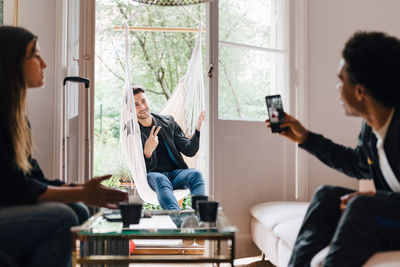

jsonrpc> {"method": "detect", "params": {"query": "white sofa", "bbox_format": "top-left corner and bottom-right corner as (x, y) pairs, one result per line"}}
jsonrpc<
(250, 201), (400, 267)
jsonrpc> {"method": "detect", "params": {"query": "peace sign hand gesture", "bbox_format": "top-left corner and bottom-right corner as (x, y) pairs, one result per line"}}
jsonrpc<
(144, 126), (161, 158)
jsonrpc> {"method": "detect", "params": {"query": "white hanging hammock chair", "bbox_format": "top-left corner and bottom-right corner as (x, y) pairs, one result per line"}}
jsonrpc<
(120, 25), (206, 205)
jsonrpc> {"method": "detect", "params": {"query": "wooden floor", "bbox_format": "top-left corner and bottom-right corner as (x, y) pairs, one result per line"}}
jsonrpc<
(76, 255), (273, 267)
(125, 256), (274, 266)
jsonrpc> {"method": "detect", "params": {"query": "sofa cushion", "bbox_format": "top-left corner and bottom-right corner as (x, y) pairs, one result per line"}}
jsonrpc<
(250, 201), (309, 230)
(277, 238), (293, 267)
(251, 218), (279, 265)
(250, 201), (309, 265)
(251, 201), (400, 267)
(274, 217), (304, 249)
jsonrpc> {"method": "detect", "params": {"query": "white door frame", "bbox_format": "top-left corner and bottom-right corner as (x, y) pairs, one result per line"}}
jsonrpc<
(206, 0), (218, 199)
(53, 0), (95, 182)
(290, 0), (309, 201)
(53, 0), (68, 180)
(78, 0), (95, 182)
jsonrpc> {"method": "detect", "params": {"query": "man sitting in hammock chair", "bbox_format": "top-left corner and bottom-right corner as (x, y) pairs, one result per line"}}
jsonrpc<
(133, 86), (206, 210)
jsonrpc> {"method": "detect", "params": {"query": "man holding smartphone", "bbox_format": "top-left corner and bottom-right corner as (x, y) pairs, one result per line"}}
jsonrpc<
(267, 31), (400, 266)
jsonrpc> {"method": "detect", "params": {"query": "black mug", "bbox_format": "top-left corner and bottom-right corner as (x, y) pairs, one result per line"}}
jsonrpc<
(119, 202), (143, 226)
(197, 200), (219, 222)
(191, 195), (208, 211)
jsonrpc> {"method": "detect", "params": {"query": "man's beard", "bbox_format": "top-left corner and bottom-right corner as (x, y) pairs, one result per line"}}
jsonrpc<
(137, 111), (150, 120)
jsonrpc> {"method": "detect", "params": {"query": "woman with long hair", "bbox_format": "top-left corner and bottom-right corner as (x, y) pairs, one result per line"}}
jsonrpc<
(0, 25), (128, 267)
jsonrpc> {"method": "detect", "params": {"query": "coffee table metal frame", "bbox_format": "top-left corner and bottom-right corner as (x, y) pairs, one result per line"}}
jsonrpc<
(71, 210), (236, 266)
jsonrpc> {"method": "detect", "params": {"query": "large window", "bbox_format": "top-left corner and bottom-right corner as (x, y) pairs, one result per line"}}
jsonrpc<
(218, 0), (287, 121)
(91, 0), (287, 192)
(94, 0), (206, 188)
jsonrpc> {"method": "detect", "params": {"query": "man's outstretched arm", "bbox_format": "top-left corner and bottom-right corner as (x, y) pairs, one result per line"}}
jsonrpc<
(267, 114), (371, 179)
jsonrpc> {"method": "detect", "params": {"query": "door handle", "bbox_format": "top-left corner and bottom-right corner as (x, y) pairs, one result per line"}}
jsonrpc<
(207, 64), (214, 78)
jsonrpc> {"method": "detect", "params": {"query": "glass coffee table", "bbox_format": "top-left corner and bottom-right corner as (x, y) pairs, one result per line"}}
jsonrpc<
(71, 209), (236, 266)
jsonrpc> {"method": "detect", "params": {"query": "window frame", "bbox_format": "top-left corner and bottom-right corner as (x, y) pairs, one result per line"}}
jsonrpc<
(55, 0), (308, 199)
(214, 0), (290, 122)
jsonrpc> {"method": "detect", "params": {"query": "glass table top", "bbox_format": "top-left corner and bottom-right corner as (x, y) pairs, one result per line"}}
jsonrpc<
(73, 208), (237, 238)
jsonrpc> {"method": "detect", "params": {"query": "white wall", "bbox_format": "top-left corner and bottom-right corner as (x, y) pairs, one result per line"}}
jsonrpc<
(306, 0), (400, 199)
(4, 0), (59, 179)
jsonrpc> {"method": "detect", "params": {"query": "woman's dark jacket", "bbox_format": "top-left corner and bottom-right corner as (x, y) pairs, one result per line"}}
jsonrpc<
(0, 122), (63, 206)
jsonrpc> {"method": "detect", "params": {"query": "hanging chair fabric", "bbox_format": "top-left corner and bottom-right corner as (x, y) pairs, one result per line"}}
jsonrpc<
(120, 26), (206, 205)
(132, 0), (213, 6)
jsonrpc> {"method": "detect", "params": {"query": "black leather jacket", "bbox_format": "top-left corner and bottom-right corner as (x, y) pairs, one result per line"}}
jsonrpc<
(299, 108), (400, 200)
(140, 113), (200, 172)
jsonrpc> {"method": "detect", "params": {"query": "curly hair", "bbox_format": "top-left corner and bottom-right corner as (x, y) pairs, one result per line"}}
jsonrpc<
(342, 31), (400, 107)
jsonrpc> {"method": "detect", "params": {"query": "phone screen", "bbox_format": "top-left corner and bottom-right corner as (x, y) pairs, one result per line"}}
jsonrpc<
(265, 94), (287, 133)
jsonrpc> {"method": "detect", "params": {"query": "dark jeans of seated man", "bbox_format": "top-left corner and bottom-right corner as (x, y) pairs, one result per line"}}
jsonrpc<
(288, 185), (400, 267)
(147, 168), (205, 210)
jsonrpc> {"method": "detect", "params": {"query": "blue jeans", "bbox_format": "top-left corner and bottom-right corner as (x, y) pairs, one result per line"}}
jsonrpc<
(0, 202), (89, 267)
(147, 168), (205, 210)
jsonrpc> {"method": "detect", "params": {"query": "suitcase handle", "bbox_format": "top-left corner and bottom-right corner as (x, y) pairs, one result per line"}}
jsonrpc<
(63, 76), (90, 88)
(62, 76), (91, 182)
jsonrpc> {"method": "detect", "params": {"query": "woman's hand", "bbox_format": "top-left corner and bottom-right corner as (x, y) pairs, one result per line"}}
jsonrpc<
(82, 175), (128, 209)
(266, 113), (309, 144)
(143, 126), (161, 158)
(196, 110), (206, 131)
(340, 191), (375, 211)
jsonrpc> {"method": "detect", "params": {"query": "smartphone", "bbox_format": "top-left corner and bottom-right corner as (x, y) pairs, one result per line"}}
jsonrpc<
(265, 94), (288, 133)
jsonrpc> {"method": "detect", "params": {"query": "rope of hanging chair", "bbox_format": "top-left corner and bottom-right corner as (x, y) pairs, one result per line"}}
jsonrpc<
(119, 19), (206, 204)
(131, 0), (213, 6)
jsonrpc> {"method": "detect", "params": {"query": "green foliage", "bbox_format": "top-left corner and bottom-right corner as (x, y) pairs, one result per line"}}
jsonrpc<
(218, 0), (273, 120)
(143, 194), (192, 210)
(218, 46), (272, 120)
(101, 175), (122, 189)
(0, 0), (3, 25)
(95, 0), (205, 113)
(93, 139), (131, 183)
(143, 202), (162, 210)
(182, 194), (192, 210)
